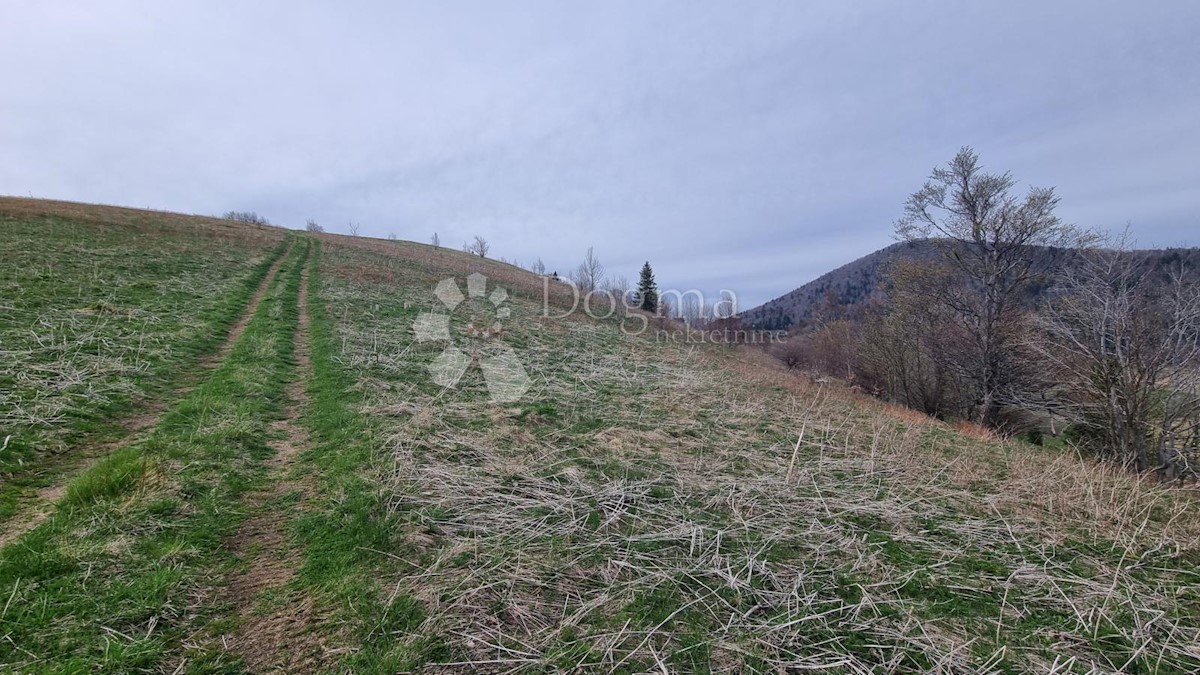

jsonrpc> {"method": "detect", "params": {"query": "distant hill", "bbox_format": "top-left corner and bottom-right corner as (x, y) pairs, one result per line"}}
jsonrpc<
(743, 240), (937, 329)
(744, 239), (1200, 330)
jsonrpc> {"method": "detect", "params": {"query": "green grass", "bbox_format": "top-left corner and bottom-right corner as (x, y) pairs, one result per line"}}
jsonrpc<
(0, 213), (286, 520)
(284, 240), (431, 672)
(0, 237), (307, 672)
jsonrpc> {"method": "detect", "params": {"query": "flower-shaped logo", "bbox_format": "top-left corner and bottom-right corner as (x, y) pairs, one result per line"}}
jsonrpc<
(413, 272), (531, 403)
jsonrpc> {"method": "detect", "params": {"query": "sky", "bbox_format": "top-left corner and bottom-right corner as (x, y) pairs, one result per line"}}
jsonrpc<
(3, 1), (1199, 309)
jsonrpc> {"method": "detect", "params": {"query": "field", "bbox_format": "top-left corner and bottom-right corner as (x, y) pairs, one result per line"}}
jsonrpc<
(0, 200), (285, 528)
(1, 198), (1198, 673)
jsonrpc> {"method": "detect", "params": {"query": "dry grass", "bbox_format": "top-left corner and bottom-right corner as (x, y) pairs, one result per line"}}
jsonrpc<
(0, 199), (286, 520)
(3, 206), (1195, 672)
(316, 239), (1200, 672)
(0, 196), (283, 244)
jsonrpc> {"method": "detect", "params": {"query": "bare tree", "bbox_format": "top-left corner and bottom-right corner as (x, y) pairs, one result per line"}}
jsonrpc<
(809, 319), (856, 380)
(223, 211), (269, 226)
(305, 219), (323, 233)
(464, 236), (489, 257)
(604, 274), (630, 299)
(571, 246), (605, 293)
(601, 275), (632, 317)
(858, 280), (965, 418)
(679, 293), (704, 326)
(895, 147), (1089, 425)
(432, 232), (441, 248)
(1028, 233), (1200, 478)
(348, 221), (360, 237)
(532, 258), (546, 275)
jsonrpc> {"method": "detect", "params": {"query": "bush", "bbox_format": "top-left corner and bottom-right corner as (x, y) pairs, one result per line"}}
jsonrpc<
(771, 339), (808, 371)
(222, 211), (270, 226)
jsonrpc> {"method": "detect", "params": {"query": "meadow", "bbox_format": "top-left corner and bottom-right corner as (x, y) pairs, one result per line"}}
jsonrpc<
(0, 199), (1197, 673)
(0, 199), (285, 526)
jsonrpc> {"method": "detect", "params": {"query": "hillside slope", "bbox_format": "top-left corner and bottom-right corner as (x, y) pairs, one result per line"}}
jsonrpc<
(0, 197), (285, 524)
(1, 200), (1198, 673)
(744, 239), (1200, 330)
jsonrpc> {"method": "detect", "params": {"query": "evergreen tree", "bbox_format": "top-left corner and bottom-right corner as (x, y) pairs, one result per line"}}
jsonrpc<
(636, 261), (658, 313)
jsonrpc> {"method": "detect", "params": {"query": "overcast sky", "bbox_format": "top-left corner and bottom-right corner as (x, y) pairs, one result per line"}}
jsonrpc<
(4, 1), (1198, 308)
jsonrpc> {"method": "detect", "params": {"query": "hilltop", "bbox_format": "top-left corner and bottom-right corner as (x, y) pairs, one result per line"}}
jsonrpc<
(1, 198), (1199, 673)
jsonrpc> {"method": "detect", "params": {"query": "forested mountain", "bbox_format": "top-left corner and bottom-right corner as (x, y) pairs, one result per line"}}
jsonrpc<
(745, 239), (1200, 330)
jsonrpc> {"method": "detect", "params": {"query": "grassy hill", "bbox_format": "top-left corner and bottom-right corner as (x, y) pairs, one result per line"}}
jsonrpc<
(2, 198), (1199, 673)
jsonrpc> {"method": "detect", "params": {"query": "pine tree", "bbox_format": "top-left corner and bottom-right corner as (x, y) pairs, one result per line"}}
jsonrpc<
(636, 261), (658, 313)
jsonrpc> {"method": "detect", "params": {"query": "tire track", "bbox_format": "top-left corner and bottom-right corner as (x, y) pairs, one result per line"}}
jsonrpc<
(0, 241), (295, 549)
(221, 242), (331, 673)
(208, 241), (296, 364)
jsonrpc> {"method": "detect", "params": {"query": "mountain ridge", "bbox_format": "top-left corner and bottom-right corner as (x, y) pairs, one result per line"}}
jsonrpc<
(744, 238), (1200, 330)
